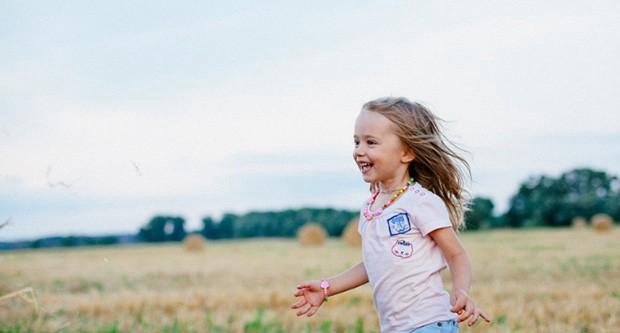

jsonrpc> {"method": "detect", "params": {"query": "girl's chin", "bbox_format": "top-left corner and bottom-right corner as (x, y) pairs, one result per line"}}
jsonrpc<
(361, 174), (374, 183)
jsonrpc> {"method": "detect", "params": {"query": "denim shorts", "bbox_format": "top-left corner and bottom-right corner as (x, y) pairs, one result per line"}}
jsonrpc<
(409, 319), (458, 333)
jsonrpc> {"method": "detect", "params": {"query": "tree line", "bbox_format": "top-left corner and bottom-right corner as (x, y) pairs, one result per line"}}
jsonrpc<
(138, 208), (357, 242)
(136, 167), (619, 242)
(466, 168), (619, 229)
(1, 167), (617, 249)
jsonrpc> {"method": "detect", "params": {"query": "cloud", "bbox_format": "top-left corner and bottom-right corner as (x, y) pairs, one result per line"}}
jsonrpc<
(1, 1), (619, 240)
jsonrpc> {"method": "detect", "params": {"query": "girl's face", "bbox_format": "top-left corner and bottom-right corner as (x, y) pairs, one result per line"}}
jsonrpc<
(353, 110), (414, 187)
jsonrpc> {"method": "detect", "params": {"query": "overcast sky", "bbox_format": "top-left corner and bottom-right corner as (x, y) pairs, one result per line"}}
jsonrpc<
(1, 1), (619, 241)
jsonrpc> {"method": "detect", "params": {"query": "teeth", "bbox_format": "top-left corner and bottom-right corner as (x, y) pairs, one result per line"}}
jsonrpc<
(358, 162), (372, 171)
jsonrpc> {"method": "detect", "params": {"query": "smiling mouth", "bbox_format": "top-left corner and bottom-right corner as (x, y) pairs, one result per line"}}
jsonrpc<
(358, 162), (373, 174)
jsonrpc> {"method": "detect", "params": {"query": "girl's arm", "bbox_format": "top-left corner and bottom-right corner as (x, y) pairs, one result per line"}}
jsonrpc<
(291, 262), (368, 317)
(429, 227), (492, 327)
(319, 261), (369, 297)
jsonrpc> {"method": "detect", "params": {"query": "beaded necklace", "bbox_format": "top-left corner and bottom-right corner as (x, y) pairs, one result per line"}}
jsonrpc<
(363, 177), (415, 221)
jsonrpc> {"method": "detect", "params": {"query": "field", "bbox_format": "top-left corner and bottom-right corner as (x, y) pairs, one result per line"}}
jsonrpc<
(1, 228), (619, 333)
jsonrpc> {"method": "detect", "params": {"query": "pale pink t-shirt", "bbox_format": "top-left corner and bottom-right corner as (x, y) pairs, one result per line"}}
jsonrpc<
(357, 182), (458, 333)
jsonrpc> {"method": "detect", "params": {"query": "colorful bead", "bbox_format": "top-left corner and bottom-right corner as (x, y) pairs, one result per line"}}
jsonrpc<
(364, 178), (414, 221)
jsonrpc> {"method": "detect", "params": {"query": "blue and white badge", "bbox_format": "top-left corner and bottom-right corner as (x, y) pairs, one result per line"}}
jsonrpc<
(387, 213), (412, 236)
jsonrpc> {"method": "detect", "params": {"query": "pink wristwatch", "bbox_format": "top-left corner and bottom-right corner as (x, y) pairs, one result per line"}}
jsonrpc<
(320, 279), (330, 302)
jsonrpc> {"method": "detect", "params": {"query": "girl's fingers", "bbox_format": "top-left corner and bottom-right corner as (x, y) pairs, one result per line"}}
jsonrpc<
(296, 304), (311, 317)
(291, 298), (307, 309)
(296, 282), (313, 289)
(450, 296), (466, 313)
(293, 289), (305, 297)
(306, 305), (319, 317)
(479, 309), (493, 323)
(457, 302), (475, 322)
(467, 310), (480, 326)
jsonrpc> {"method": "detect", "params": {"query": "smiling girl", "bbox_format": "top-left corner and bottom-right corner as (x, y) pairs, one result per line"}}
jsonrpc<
(291, 97), (492, 333)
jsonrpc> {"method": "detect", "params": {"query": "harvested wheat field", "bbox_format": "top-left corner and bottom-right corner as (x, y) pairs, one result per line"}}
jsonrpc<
(1, 228), (619, 333)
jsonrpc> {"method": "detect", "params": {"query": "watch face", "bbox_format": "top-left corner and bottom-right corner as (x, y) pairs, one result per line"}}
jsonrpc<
(320, 280), (329, 289)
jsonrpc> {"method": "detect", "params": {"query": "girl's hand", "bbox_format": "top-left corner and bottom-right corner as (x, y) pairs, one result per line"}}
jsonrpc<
(450, 288), (492, 327)
(290, 280), (326, 317)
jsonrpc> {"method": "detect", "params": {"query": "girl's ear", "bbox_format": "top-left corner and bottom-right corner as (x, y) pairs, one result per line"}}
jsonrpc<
(402, 147), (415, 163)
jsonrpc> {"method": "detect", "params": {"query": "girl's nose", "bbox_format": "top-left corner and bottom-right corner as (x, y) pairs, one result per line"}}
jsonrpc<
(354, 146), (365, 157)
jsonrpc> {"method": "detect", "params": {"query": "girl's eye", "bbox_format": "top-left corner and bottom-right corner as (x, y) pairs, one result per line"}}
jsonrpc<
(367, 140), (377, 145)
(354, 140), (359, 146)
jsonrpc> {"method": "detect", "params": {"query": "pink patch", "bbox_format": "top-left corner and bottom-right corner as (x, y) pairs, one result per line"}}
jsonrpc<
(391, 239), (413, 258)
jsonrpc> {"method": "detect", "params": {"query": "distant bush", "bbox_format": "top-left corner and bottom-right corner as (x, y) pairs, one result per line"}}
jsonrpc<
(138, 216), (186, 242)
(464, 197), (495, 230)
(199, 208), (357, 239)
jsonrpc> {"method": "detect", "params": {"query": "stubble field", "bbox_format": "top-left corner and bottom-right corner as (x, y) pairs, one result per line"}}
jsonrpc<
(1, 228), (619, 333)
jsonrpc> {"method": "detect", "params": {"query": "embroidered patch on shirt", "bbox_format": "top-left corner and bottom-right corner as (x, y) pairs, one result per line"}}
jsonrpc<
(410, 183), (427, 197)
(391, 238), (413, 258)
(387, 213), (412, 236)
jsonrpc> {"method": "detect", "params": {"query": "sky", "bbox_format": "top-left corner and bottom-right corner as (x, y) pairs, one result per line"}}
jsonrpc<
(1, 1), (619, 241)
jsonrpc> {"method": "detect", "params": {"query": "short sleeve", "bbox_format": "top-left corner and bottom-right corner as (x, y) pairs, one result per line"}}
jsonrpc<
(411, 193), (452, 237)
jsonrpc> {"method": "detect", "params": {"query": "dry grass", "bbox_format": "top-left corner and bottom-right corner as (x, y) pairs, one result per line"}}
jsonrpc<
(1, 229), (619, 332)
(0, 287), (40, 316)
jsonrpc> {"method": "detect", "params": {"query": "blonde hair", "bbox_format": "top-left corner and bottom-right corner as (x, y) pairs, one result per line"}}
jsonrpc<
(362, 97), (472, 231)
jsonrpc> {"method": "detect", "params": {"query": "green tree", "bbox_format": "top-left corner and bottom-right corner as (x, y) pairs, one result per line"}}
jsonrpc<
(505, 168), (619, 227)
(201, 216), (219, 239)
(138, 215), (186, 242)
(218, 213), (237, 239)
(62, 236), (78, 247)
(169, 217), (186, 241)
(464, 197), (495, 230)
(199, 208), (358, 239)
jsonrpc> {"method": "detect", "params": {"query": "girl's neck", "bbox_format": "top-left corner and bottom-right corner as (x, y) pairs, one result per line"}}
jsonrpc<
(377, 175), (411, 194)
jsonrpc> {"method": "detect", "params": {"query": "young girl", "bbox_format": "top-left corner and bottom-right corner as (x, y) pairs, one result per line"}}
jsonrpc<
(291, 97), (492, 332)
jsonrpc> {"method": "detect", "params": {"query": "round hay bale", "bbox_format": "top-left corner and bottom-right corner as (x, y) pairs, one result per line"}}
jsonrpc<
(297, 223), (327, 246)
(183, 234), (206, 252)
(571, 216), (588, 229)
(342, 218), (361, 247)
(591, 214), (615, 232)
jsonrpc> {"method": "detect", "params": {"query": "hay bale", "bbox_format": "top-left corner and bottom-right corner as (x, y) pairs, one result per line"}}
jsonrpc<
(297, 223), (327, 246)
(571, 216), (588, 229)
(591, 214), (615, 232)
(183, 234), (206, 252)
(342, 218), (361, 247)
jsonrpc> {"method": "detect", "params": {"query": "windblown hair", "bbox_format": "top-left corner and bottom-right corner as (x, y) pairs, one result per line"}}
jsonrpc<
(362, 97), (472, 231)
